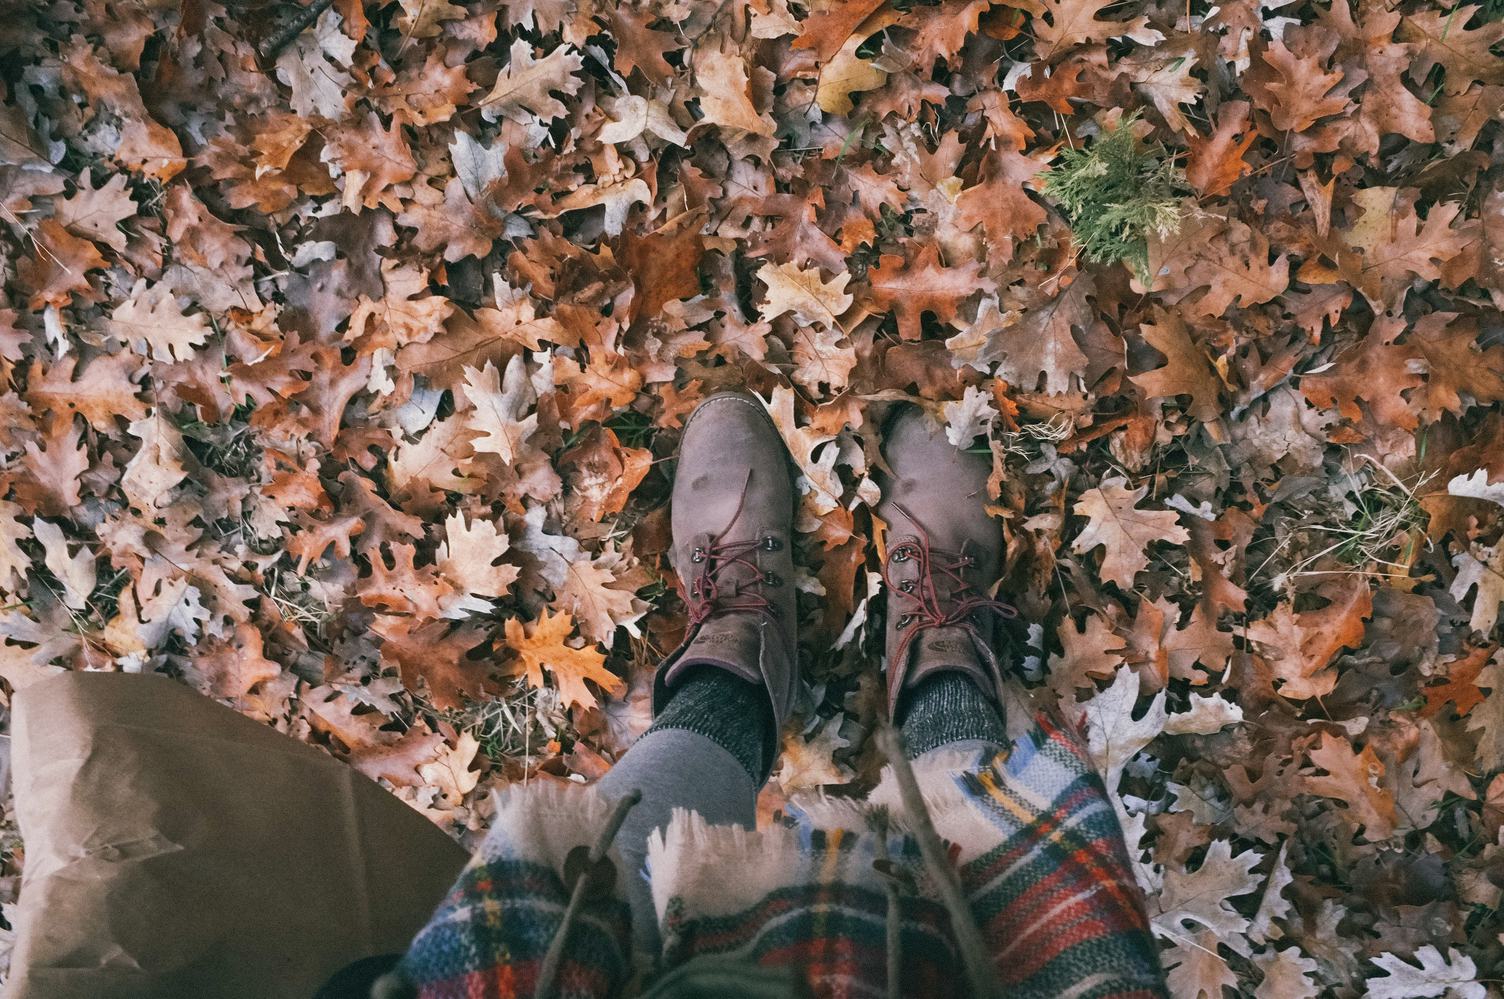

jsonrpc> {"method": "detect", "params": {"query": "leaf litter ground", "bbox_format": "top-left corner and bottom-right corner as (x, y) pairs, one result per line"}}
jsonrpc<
(1, 0), (1503, 993)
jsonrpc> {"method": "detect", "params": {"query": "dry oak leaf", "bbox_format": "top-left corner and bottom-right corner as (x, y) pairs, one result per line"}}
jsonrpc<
(33, 518), (95, 611)
(106, 279), (210, 362)
(58, 39), (184, 179)
(436, 511), (519, 607)
(1421, 645), (1494, 719)
(1339, 188), (1473, 313)
(374, 616), (492, 711)
(181, 622), (281, 700)
(1164, 931), (1237, 999)
(480, 39), (584, 124)
(1129, 311), (1223, 424)
(360, 541), (454, 620)
(762, 385), (842, 516)
(18, 218), (108, 310)
(793, 0), (888, 61)
(1154, 839), (1263, 938)
(1323, 1), (1435, 147)
(622, 219), (706, 326)
(1466, 659), (1504, 772)
(1408, 313), (1504, 421)
(953, 147), (1050, 252)
(941, 384), (997, 447)
(1401, 4), (1504, 96)
(0, 501), (30, 595)
(503, 608), (623, 711)
(1019, 0), (1162, 61)
(1047, 611), (1126, 701)
(55, 171), (136, 253)
(599, 93), (689, 147)
(604, 6), (680, 84)
(399, 293), (570, 388)
(396, 175), (503, 263)
(1146, 215), (1291, 318)
(1186, 100), (1256, 198)
(105, 576), (208, 656)
(1246, 580), (1371, 700)
(349, 728), (446, 787)
(417, 731), (482, 808)
(1302, 732), (1398, 840)
(1253, 947), (1320, 999)
(867, 243), (983, 341)
(815, 23), (895, 115)
(1071, 476), (1190, 589)
(392, 0), (465, 37)
(1298, 318), (1421, 431)
(275, 8), (355, 119)
(557, 547), (649, 646)
(560, 427), (652, 524)
(792, 326), (858, 394)
(1246, 36), (1351, 132)
(461, 355), (537, 464)
(695, 31), (777, 136)
(1122, 48), (1203, 136)
(1451, 542), (1504, 636)
(121, 413), (189, 511)
(757, 261), (854, 328)
(946, 288), (1088, 395)
(1365, 946), (1484, 999)
(26, 353), (146, 431)
(1081, 665), (1167, 789)
(14, 421), (87, 518)
(776, 713), (852, 791)
(322, 112), (418, 212)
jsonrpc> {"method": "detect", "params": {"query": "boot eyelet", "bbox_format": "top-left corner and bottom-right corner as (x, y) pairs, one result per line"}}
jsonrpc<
(691, 546), (706, 563)
(900, 579), (915, 593)
(890, 546), (911, 563)
(761, 536), (782, 552)
(896, 614), (915, 628)
(763, 571), (782, 587)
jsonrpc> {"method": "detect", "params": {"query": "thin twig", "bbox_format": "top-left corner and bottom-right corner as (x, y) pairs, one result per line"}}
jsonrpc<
(875, 726), (1001, 999)
(534, 788), (642, 999)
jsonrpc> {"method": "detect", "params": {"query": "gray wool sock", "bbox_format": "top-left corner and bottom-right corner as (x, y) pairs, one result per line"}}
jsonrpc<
(898, 672), (1007, 759)
(644, 667), (773, 782)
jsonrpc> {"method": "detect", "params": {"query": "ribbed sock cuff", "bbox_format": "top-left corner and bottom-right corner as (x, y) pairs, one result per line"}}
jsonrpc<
(897, 672), (1006, 759)
(646, 668), (773, 782)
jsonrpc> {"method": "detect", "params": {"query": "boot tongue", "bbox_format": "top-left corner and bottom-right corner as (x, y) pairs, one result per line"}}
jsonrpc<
(667, 611), (772, 688)
(903, 623), (991, 695)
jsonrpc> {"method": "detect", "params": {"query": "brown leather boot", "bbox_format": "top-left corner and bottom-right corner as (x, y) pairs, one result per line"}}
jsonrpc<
(653, 392), (799, 738)
(877, 406), (1017, 720)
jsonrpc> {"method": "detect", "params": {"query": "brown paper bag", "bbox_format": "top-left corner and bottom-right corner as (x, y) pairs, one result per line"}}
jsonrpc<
(6, 672), (468, 999)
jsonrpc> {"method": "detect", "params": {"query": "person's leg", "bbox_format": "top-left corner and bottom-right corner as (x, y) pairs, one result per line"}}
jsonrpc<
(873, 408), (1164, 996)
(596, 669), (771, 950)
(599, 392), (798, 953)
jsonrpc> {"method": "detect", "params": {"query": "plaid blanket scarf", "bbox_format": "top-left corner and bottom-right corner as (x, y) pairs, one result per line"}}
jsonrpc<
(394, 713), (1165, 999)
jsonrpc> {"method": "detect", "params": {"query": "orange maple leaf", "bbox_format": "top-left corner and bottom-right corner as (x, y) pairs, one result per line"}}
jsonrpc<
(503, 608), (623, 711)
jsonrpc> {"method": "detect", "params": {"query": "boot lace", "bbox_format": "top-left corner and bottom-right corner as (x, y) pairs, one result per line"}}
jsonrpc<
(881, 502), (1017, 672)
(685, 471), (782, 628)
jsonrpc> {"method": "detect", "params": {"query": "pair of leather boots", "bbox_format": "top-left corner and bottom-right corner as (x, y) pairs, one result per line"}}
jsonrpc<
(652, 392), (1017, 744)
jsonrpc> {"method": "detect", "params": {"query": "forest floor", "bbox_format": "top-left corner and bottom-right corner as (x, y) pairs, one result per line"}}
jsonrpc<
(1, 0), (1503, 992)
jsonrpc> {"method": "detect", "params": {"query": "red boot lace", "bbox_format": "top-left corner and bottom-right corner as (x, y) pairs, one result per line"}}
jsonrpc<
(881, 502), (1017, 672)
(685, 472), (782, 628)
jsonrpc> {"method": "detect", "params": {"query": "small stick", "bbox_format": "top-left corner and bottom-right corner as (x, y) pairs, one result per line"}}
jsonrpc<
(261, 0), (336, 61)
(534, 789), (642, 999)
(876, 726), (1001, 999)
